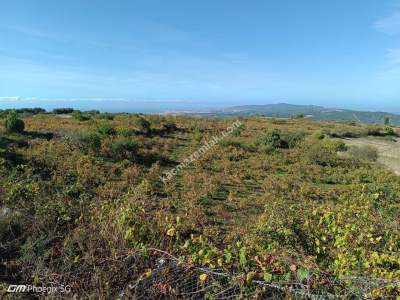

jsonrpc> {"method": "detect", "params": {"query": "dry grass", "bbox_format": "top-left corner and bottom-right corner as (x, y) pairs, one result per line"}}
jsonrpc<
(2, 115), (400, 298)
(341, 137), (400, 175)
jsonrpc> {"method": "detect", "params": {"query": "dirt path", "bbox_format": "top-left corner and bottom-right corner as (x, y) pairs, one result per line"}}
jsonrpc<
(342, 137), (400, 175)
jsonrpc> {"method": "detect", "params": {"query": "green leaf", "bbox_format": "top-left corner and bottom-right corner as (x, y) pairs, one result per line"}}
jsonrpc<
(246, 272), (255, 283)
(239, 247), (247, 268)
(297, 268), (310, 281)
(263, 272), (273, 282)
(224, 251), (232, 263)
(282, 272), (291, 282)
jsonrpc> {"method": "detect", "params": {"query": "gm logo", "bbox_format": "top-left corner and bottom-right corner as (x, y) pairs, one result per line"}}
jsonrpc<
(7, 285), (27, 292)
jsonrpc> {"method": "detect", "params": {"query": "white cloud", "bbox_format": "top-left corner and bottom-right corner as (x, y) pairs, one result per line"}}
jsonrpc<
(0, 96), (21, 101)
(65, 98), (130, 102)
(374, 11), (400, 35)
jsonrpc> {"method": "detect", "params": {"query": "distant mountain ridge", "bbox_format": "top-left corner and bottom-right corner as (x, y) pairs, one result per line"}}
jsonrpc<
(169, 103), (400, 125)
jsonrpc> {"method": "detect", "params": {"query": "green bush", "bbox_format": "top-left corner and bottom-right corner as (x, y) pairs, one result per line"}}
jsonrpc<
(384, 116), (390, 126)
(329, 127), (366, 138)
(280, 131), (306, 148)
(53, 108), (73, 114)
(116, 127), (135, 137)
(306, 141), (340, 166)
(98, 113), (115, 120)
(193, 129), (203, 143)
(16, 107), (46, 116)
(366, 125), (381, 136)
(5, 111), (25, 133)
(162, 122), (178, 133)
(80, 132), (101, 152)
(304, 138), (346, 167)
(135, 117), (151, 135)
(322, 139), (347, 152)
(313, 130), (326, 140)
(257, 129), (282, 149)
(384, 126), (394, 136)
(0, 212), (23, 255)
(102, 137), (138, 161)
(255, 183), (399, 283)
(347, 145), (378, 162)
(256, 130), (304, 150)
(97, 121), (115, 135)
(232, 124), (244, 136)
(85, 110), (100, 115)
(72, 111), (91, 121)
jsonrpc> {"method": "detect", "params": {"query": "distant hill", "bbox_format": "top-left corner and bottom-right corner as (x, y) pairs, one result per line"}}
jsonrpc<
(170, 103), (400, 125)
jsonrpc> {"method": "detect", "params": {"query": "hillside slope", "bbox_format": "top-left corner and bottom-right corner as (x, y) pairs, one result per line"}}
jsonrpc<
(177, 103), (400, 125)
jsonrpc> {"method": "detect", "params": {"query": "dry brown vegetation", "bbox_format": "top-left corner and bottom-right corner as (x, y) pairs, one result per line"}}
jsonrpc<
(0, 112), (399, 298)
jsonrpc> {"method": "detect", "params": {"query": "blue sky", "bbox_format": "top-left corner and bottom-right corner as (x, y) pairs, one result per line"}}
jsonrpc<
(0, 0), (400, 112)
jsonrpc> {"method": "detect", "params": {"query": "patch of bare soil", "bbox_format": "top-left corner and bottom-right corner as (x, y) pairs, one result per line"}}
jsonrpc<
(342, 137), (400, 175)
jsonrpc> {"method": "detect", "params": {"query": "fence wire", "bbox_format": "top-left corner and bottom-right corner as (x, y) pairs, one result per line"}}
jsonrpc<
(118, 250), (399, 299)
